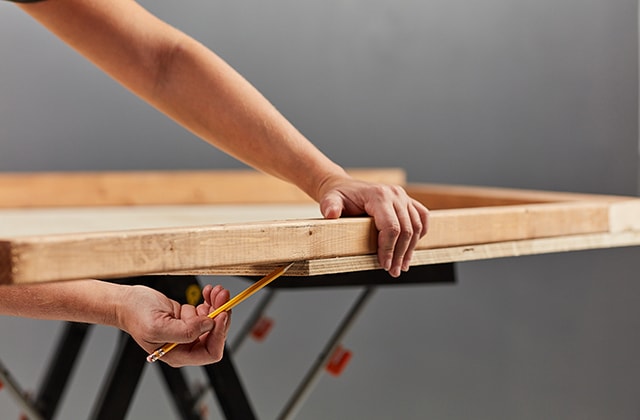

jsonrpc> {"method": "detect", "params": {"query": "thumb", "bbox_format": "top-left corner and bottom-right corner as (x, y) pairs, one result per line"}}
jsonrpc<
(198, 317), (215, 335)
(320, 192), (344, 219)
(168, 317), (214, 343)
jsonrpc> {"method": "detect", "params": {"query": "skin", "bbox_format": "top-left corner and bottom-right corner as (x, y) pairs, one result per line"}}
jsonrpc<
(0, 0), (429, 366)
(0, 279), (231, 367)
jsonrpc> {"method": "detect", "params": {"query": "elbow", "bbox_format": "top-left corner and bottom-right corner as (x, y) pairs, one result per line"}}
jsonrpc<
(148, 35), (187, 99)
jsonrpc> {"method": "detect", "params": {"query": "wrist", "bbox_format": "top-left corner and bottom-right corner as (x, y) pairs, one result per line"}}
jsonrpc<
(81, 280), (130, 330)
(310, 165), (351, 202)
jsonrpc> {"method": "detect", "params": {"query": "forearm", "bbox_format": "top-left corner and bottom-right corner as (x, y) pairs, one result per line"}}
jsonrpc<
(19, 0), (348, 201)
(0, 279), (123, 328)
(16, 0), (428, 281)
(147, 36), (349, 200)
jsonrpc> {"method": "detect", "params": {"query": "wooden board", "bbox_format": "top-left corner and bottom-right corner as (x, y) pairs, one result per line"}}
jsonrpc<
(0, 204), (321, 237)
(405, 183), (630, 209)
(1, 170), (639, 284)
(192, 231), (640, 276)
(0, 168), (405, 207)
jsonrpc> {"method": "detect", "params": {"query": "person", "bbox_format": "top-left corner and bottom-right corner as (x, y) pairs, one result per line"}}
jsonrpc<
(0, 0), (429, 367)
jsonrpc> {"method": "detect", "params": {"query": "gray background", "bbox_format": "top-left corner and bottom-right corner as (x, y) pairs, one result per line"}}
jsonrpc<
(1, 0), (639, 419)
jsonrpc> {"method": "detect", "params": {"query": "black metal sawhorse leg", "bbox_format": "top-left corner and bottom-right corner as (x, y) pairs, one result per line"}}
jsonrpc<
(230, 262), (457, 419)
(32, 263), (455, 420)
(278, 286), (376, 420)
(34, 321), (92, 419)
(89, 333), (254, 420)
(89, 330), (149, 420)
(32, 275), (256, 420)
(202, 348), (257, 419)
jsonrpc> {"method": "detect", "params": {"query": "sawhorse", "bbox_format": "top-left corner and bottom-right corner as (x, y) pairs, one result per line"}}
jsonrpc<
(10, 263), (455, 419)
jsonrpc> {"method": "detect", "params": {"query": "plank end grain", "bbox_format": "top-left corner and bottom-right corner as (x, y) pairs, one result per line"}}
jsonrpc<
(0, 241), (15, 285)
(609, 199), (640, 232)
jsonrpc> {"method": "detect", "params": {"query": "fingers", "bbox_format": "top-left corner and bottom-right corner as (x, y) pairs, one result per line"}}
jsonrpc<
(204, 285), (232, 334)
(401, 200), (429, 270)
(373, 188), (428, 277)
(319, 191), (344, 219)
(387, 201), (413, 275)
(319, 180), (429, 278)
(373, 202), (401, 274)
(149, 306), (214, 347)
(198, 284), (231, 315)
(202, 311), (230, 359)
(199, 284), (232, 350)
(163, 309), (230, 367)
(212, 285), (230, 309)
(200, 283), (214, 306)
(161, 285), (231, 367)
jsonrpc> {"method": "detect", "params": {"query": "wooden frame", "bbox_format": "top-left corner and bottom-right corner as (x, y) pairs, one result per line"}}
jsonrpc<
(0, 169), (405, 208)
(1, 169), (639, 284)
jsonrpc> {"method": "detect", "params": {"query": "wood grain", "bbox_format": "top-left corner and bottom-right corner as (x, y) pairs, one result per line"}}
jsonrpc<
(196, 231), (640, 277)
(0, 199), (635, 284)
(406, 183), (636, 210)
(1, 217), (377, 284)
(1, 171), (639, 284)
(0, 204), (321, 238)
(0, 169), (406, 208)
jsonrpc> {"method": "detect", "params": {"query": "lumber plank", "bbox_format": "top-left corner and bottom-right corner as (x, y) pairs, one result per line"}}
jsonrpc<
(608, 199), (640, 232)
(0, 218), (378, 284)
(420, 201), (610, 248)
(0, 199), (624, 284)
(1, 173), (639, 284)
(194, 231), (640, 276)
(0, 169), (406, 208)
(407, 183), (635, 210)
(0, 204), (321, 238)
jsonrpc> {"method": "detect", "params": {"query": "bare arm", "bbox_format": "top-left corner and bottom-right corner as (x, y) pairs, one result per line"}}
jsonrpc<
(0, 279), (231, 367)
(0, 279), (122, 325)
(18, 0), (342, 198)
(18, 0), (428, 277)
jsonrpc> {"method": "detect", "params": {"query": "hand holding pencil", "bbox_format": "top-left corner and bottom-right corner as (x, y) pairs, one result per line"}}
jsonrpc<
(146, 262), (294, 364)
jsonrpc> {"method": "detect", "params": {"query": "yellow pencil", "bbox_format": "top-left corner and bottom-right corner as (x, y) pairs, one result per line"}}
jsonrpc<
(146, 262), (295, 363)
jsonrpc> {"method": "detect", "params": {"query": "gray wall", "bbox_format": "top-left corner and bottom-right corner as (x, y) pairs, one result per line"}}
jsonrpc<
(1, 0), (639, 419)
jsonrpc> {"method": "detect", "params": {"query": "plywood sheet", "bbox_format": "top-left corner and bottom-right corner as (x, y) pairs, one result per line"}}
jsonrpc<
(0, 204), (321, 237)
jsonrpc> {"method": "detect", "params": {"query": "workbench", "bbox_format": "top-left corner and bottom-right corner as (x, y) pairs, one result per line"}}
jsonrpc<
(1, 169), (639, 419)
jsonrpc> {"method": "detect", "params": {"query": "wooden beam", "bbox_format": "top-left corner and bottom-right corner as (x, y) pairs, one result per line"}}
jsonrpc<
(1, 174), (639, 284)
(0, 198), (630, 284)
(609, 199), (640, 232)
(0, 218), (377, 284)
(0, 204), (321, 238)
(421, 201), (610, 248)
(0, 169), (406, 208)
(194, 231), (640, 277)
(406, 183), (635, 210)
